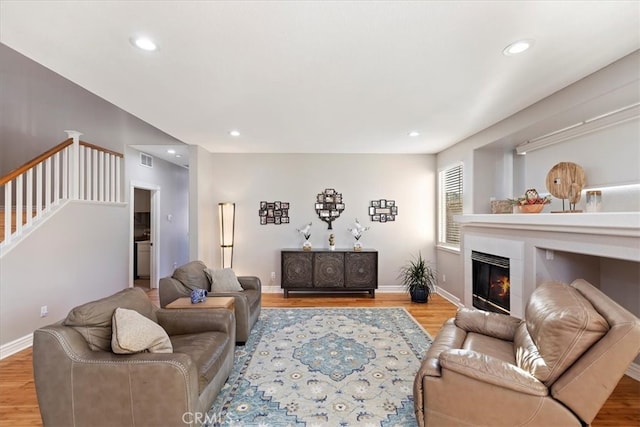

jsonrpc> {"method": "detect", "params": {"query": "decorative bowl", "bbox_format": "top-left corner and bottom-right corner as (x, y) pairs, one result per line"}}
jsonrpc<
(517, 204), (545, 214)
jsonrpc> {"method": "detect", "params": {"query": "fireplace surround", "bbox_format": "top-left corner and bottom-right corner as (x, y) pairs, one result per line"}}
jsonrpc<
(463, 233), (524, 317)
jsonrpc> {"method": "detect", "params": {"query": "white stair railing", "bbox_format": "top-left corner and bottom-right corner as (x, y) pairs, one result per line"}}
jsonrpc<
(0, 131), (123, 247)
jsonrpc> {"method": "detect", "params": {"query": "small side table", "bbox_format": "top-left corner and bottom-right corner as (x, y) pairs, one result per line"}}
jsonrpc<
(166, 296), (235, 311)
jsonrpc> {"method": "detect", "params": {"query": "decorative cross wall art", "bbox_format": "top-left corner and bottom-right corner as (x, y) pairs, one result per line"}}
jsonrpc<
(259, 201), (290, 225)
(315, 188), (345, 229)
(369, 199), (398, 222)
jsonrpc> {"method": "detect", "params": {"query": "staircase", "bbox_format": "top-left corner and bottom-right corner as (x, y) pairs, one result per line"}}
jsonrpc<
(0, 210), (35, 242)
(1, 132), (123, 251)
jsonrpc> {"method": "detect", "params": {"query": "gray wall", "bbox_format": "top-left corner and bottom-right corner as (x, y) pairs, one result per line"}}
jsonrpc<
(126, 147), (190, 281)
(0, 43), (190, 349)
(0, 202), (129, 344)
(0, 43), (185, 176)
(193, 153), (437, 290)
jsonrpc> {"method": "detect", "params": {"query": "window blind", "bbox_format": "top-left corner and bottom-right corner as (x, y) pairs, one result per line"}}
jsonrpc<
(440, 164), (463, 245)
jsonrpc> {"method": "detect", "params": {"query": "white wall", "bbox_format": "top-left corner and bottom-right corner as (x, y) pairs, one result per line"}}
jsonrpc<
(0, 202), (129, 347)
(194, 153), (436, 290)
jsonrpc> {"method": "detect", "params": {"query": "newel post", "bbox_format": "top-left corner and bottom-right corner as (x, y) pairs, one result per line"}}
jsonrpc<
(64, 130), (82, 200)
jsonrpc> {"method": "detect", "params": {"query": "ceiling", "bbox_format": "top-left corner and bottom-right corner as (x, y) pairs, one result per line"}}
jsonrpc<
(1, 1), (639, 167)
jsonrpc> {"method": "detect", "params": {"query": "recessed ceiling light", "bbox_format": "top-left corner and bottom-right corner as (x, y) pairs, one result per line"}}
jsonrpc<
(167, 149), (176, 154)
(408, 131), (420, 137)
(230, 130), (241, 137)
(175, 154), (182, 158)
(130, 36), (157, 51)
(503, 39), (534, 56)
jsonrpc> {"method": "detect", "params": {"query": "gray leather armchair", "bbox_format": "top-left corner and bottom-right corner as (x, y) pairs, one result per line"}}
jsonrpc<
(414, 279), (640, 426)
(33, 287), (235, 427)
(159, 260), (261, 343)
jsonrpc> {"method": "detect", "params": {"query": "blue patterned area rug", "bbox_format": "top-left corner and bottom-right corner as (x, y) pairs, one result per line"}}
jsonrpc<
(207, 307), (432, 426)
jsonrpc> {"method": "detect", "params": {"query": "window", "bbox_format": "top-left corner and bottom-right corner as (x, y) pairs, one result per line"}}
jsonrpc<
(438, 163), (463, 247)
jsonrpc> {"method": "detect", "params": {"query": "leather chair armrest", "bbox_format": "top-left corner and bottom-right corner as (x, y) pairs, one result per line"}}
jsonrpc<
(34, 325), (201, 426)
(159, 276), (191, 308)
(238, 276), (261, 291)
(156, 308), (235, 337)
(413, 318), (467, 427)
(419, 318), (467, 378)
(440, 349), (548, 396)
(454, 307), (522, 341)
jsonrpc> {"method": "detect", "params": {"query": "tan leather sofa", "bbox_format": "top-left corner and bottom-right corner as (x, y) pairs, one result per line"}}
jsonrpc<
(33, 287), (235, 427)
(159, 260), (261, 343)
(414, 279), (640, 426)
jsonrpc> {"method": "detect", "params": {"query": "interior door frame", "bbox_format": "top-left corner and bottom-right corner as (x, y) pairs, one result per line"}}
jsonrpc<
(129, 181), (161, 289)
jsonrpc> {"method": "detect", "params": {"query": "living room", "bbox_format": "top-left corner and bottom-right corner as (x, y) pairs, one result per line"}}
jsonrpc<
(0, 1), (638, 425)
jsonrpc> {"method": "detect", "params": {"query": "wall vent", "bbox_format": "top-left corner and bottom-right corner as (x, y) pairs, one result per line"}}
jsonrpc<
(140, 152), (153, 168)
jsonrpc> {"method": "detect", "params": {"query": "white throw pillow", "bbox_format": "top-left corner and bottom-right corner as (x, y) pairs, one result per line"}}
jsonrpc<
(111, 307), (173, 354)
(204, 268), (244, 292)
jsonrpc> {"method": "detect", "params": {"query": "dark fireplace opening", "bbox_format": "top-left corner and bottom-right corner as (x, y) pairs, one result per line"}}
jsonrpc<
(472, 251), (510, 315)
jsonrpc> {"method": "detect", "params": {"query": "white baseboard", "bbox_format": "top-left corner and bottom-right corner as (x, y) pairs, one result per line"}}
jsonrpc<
(262, 285), (284, 294)
(626, 362), (640, 381)
(0, 333), (33, 360)
(262, 285), (407, 294)
(435, 286), (464, 308)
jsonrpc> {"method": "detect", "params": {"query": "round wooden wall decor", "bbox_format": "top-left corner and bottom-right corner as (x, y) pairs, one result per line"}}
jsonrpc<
(545, 162), (586, 210)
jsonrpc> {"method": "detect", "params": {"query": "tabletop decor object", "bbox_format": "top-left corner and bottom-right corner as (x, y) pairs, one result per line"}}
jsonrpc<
(348, 218), (369, 251)
(545, 162), (586, 212)
(510, 189), (551, 214)
(296, 222), (312, 251)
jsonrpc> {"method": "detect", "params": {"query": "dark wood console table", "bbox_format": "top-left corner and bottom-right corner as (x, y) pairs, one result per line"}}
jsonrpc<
(281, 249), (378, 297)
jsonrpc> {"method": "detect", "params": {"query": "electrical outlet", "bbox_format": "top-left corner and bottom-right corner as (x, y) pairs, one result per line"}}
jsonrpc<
(270, 271), (276, 280)
(40, 305), (48, 318)
(442, 274), (446, 283)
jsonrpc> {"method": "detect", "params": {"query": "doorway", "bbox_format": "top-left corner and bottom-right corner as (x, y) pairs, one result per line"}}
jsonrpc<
(130, 182), (160, 289)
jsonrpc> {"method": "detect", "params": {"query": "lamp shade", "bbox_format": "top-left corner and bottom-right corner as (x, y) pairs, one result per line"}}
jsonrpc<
(218, 202), (235, 268)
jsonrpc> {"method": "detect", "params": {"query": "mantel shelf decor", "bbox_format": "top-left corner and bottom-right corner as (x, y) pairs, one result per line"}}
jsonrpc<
(315, 188), (345, 230)
(545, 162), (585, 213)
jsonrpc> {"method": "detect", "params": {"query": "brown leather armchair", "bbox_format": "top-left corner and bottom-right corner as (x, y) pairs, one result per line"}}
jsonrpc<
(33, 288), (235, 427)
(414, 279), (640, 426)
(159, 260), (261, 343)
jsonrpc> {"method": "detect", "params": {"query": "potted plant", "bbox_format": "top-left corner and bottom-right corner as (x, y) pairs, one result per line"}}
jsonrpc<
(399, 252), (437, 303)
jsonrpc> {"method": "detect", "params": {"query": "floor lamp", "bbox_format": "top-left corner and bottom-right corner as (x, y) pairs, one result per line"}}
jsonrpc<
(219, 202), (235, 268)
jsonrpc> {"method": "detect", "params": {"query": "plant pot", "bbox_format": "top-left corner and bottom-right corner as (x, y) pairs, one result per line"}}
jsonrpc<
(410, 287), (429, 303)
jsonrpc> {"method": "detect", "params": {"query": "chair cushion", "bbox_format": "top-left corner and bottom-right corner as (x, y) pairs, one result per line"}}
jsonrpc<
(205, 268), (244, 292)
(63, 288), (156, 351)
(172, 260), (210, 292)
(111, 308), (172, 354)
(515, 281), (609, 385)
(170, 332), (231, 393)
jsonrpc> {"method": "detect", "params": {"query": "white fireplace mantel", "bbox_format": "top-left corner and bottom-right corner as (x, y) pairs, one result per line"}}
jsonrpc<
(455, 212), (640, 238)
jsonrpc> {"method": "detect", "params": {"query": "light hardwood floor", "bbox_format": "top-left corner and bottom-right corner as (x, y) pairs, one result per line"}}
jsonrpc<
(0, 290), (637, 426)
